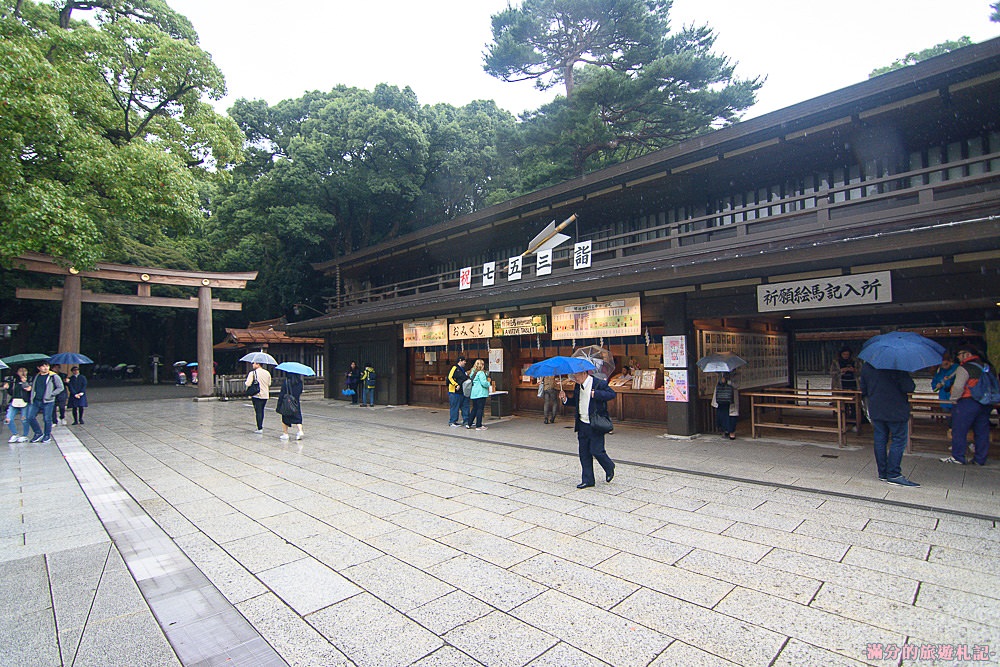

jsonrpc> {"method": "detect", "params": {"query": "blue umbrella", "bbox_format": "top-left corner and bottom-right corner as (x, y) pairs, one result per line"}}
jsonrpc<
(47, 352), (95, 365)
(240, 351), (277, 365)
(0, 360), (7, 370)
(187, 362), (198, 367)
(524, 356), (597, 377)
(276, 361), (316, 376)
(858, 332), (945, 372)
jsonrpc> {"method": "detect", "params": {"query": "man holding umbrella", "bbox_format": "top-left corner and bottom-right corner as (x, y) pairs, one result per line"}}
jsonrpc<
(560, 368), (617, 489)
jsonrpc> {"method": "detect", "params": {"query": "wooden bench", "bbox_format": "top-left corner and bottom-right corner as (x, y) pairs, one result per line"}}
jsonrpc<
(747, 390), (860, 447)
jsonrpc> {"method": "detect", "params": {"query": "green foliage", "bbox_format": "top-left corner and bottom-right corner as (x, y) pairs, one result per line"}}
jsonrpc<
(869, 37), (974, 77)
(0, 0), (243, 269)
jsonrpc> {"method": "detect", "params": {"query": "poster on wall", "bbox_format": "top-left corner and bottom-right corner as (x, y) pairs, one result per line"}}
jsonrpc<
(663, 370), (689, 402)
(551, 296), (641, 340)
(493, 315), (548, 337)
(449, 320), (492, 340)
(402, 320), (448, 347)
(663, 335), (687, 368)
(489, 348), (503, 372)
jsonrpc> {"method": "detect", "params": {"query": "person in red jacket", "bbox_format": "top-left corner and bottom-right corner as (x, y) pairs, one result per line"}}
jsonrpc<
(941, 345), (994, 465)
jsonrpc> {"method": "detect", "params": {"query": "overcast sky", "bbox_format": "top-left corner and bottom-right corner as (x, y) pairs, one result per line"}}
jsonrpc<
(166, 0), (1000, 119)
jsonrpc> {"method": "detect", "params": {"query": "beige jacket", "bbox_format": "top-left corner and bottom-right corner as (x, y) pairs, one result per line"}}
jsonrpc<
(246, 368), (271, 399)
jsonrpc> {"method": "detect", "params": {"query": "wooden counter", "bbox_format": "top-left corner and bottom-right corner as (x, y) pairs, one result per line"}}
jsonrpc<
(513, 384), (669, 424)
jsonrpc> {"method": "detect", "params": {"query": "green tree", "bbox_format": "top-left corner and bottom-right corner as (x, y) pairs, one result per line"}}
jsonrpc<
(869, 37), (974, 77)
(0, 0), (243, 269)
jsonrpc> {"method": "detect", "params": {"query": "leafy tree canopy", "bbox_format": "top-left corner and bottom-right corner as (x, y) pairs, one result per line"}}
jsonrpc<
(869, 37), (974, 77)
(0, 0), (243, 269)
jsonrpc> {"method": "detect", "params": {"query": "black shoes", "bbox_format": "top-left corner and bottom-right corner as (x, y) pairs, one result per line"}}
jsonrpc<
(576, 483), (595, 489)
(606, 468), (615, 483)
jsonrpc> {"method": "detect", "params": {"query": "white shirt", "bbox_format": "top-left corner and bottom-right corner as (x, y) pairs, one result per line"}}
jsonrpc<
(577, 375), (593, 424)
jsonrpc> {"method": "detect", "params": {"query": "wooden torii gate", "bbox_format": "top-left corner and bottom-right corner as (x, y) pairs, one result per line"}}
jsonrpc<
(14, 253), (257, 398)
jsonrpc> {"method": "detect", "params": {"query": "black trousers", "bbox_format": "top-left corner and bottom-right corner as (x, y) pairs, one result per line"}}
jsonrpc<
(251, 397), (267, 429)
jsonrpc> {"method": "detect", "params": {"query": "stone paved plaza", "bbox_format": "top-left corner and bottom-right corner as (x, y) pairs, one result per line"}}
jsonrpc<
(2, 392), (999, 666)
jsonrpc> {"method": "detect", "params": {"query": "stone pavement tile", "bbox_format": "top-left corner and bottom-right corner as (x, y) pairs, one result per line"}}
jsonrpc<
(341, 489), (413, 518)
(427, 554), (545, 612)
(410, 645), (484, 667)
(222, 530), (308, 573)
(932, 515), (1000, 541)
(81, 546), (153, 622)
(754, 499), (873, 531)
(173, 496), (237, 521)
(0, 554), (52, 617)
(444, 610), (558, 667)
(407, 589), (494, 635)
(795, 519), (931, 559)
(526, 642), (612, 667)
(439, 527), (539, 568)
(812, 583), (999, 648)
(344, 554), (454, 612)
(467, 465), (522, 484)
(928, 544), (1000, 577)
(287, 493), (355, 521)
(258, 556), (361, 615)
(770, 638), (871, 666)
(258, 480), (315, 503)
(817, 498), (944, 528)
(695, 500), (806, 532)
(138, 498), (199, 538)
(228, 494), (292, 520)
(71, 610), (179, 667)
(648, 641), (739, 666)
(308, 592), (443, 667)
(612, 588), (785, 665)
(675, 548), (821, 604)
(450, 491), (526, 516)
(508, 505), (599, 537)
(650, 523), (772, 563)
(298, 531), (382, 571)
(259, 510), (330, 541)
(512, 554), (639, 610)
(760, 548), (918, 603)
(513, 588), (671, 667)
(19, 531), (110, 558)
(578, 523), (692, 565)
(400, 492), (472, 517)
(512, 526), (618, 568)
(1, 608), (65, 667)
(360, 478), (424, 500)
(597, 551), (733, 608)
(386, 507), (467, 539)
(722, 522), (849, 561)
(570, 489), (648, 515)
(189, 510), (267, 543)
(842, 545), (1000, 600)
(864, 519), (1000, 557)
(334, 509), (403, 540)
(172, 532), (267, 605)
(236, 592), (352, 667)
(714, 587), (905, 663)
(366, 527), (462, 569)
(449, 506), (534, 538)
(915, 582), (1000, 628)
(506, 488), (587, 515)
(633, 503), (735, 533)
(411, 477), (472, 499)
(569, 504), (665, 535)
(46, 542), (110, 665)
(197, 480), (260, 504)
(508, 474), (577, 496)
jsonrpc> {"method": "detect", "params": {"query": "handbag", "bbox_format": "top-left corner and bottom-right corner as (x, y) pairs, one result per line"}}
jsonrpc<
(245, 370), (261, 397)
(11, 398), (27, 408)
(590, 412), (614, 435)
(276, 394), (299, 417)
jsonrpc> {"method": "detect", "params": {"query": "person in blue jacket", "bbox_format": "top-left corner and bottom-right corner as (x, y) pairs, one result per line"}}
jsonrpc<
(860, 361), (917, 486)
(464, 359), (491, 430)
(67, 366), (89, 425)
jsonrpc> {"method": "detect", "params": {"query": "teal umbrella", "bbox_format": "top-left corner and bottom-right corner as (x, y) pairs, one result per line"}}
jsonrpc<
(1, 353), (51, 366)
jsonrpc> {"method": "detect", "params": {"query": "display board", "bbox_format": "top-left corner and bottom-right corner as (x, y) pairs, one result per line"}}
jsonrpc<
(551, 296), (641, 340)
(403, 320), (448, 347)
(696, 330), (788, 397)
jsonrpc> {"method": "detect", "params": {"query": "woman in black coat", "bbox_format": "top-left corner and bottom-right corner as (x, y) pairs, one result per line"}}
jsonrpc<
(67, 366), (89, 425)
(276, 373), (304, 441)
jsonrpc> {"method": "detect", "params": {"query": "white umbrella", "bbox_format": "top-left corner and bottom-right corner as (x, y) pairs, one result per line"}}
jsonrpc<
(240, 351), (277, 365)
(572, 346), (616, 379)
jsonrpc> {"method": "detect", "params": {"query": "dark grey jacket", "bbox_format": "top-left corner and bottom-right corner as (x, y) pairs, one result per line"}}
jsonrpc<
(860, 364), (915, 422)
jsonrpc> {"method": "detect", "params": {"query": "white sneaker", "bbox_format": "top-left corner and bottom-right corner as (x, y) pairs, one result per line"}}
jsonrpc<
(940, 456), (964, 464)
(8, 435), (18, 443)
(476, 426), (488, 431)
(279, 433), (289, 440)
(16, 436), (28, 443)
(295, 432), (303, 440)
(254, 429), (263, 434)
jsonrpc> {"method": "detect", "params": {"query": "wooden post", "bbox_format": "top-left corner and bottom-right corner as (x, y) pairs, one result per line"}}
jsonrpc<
(197, 285), (214, 397)
(58, 274), (82, 353)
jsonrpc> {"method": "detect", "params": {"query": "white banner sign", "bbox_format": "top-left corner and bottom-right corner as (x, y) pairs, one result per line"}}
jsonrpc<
(552, 296), (641, 340)
(482, 261), (496, 287)
(536, 249), (552, 276)
(757, 270), (892, 312)
(449, 320), (492, 340)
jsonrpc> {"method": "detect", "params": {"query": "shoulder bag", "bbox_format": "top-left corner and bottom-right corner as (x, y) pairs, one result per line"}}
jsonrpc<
(590, 412), (613, 435)
(245, 370), (261, 397)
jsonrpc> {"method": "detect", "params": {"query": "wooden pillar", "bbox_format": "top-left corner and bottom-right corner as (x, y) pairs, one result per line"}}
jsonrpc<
(197, 286), (214, 397)
(58, 274), (82, 353)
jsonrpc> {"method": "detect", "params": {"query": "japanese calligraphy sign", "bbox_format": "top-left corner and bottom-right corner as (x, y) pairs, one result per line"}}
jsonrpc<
(482, 261), (496, 287)
(459, 266), (472, 290)
(536, 249), (552, 276)
(757, 271), (892, 313)
(508, 256), (523, 281)
(449, 320), (492, 341)
(552, 296), (641, 340)
(402, 320), (448, 347)
(573, 241), (592, 269)
(493, 315), (548, 337)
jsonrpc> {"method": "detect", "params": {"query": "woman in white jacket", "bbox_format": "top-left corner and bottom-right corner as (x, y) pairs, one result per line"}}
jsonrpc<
(711, 373), (739, 440)
(245, 362), (271, 433)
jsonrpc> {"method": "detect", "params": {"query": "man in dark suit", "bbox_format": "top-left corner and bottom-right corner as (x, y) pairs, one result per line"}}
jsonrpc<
(860, 362), (918, 487)
(560, 370), (616, 489)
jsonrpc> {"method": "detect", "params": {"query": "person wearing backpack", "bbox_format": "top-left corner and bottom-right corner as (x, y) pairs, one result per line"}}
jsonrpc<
(446, 356), (469, 427)
(360, 362), (377, 407)
(942, 345), (997, 466)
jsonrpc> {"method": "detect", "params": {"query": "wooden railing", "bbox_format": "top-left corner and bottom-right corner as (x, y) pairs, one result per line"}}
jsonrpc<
(327, 151), (1000, 310)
